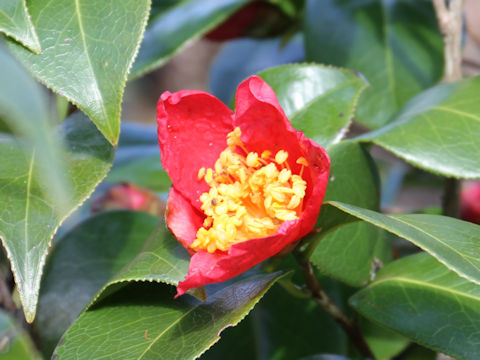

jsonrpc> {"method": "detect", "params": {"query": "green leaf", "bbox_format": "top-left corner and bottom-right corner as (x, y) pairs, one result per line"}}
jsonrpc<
(258, 64), (367, 149)
(307, 142), (383, 285)
(35, 211), (188, 356)
(7, 0), (151, 145)
(304, 0), (443, 129)
(360, 318), (410, 360)
(0, 0), (40, 53)
(106, 154), (171, 192)
(311, 222), (390, 287)
(0, 42), (71, 215)
(350, 252), (480, 359)
(130, 0), (252, 79)
(0, 309), (41, 359)
(204, 278), (350, 359)
(53, 272), (287, 360)
(0, 112), (114, 322)
(325, 201), (480, 287)
(359, 77), (480, 178)
(316, 140), (380, 232)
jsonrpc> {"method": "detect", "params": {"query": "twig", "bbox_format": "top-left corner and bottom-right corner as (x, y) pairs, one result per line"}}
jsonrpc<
(433, 0), (464, 217)
(295, 254), (374, 359)
(433, 0), (464, 82)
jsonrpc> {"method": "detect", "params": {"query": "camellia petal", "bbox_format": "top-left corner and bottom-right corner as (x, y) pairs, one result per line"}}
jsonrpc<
(157, 75), (330, 296)
(157, 90), (234, 209)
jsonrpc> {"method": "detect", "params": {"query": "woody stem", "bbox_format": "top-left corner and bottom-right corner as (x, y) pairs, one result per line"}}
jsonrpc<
(294, 254), (374, 358)
(433, 0), (464, 217)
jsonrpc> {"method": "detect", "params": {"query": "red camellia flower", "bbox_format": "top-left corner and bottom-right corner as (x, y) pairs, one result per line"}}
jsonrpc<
(157, 76), (330, 296)
(461, 182), (480, 224)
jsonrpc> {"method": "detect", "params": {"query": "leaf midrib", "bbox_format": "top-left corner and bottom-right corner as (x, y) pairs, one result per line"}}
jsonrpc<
(74, 0), (111, 135)
(368, 276), (480, 303)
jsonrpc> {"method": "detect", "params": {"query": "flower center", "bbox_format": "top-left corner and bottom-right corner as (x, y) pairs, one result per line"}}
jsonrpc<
(191, 127), (308, 253)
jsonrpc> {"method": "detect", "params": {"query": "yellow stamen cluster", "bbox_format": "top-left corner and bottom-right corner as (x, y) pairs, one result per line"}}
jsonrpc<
(191, 127), (309, 253)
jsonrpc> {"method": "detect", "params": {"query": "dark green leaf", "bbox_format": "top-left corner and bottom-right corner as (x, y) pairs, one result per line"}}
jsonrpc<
(0, 0), (40, 53)
(53, 272), (286, 360)
(316, 140), (380, 232)
(7, 0), (151, 144)
(325, 201), (480, 287)
(0, 309), (40, 359)
(304, 0), (442, 129)
(35, 211), (191, 356)
(130, 0), (252, 79)
(350, 253), (480, 359)
(106, 154), (171, 192)
(359, 77), (480, 178)
(311, 222), (390, 287)
(0, 112), (114, 322)
(258, 64), (367, 149)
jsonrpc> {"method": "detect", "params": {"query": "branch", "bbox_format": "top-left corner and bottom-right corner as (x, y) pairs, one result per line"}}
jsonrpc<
(433, 0), (464, 217)
(295, 255), (374, 358)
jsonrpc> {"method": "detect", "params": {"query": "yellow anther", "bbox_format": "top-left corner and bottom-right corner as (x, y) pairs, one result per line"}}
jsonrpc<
(265, 163), (278, 178)
(274, 209), (298, 221)
(227, 127), (242, 147)
(261, 150), (272, 159)
(278, 169), (291, 183)
(215, 202), (228, 215)
(275, 150), (288, 164)
(198, 167), (206, 180)
(191, 127), (308, 253)
(203, 217), (213, 228)
(297, 157), (309, 167)
(287, 195), (302, 209)
(246, 152), (259, 167)
(205, 168), (213, 183)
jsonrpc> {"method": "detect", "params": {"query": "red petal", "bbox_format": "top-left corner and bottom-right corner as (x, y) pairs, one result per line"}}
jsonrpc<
(165, 186), (204, 251)
(176, 220), (299, 297)
(234, 76), (305, 173)
(157, 90), (234, 209)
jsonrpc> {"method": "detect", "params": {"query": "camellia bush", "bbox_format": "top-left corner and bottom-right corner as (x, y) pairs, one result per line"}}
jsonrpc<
(0, 0), (479, 359)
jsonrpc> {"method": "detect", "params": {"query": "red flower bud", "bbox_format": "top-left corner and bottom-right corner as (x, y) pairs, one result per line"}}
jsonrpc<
(461, 182), (480, 224)
(157, 75), (330, 296)
(91, 183), (165, 217)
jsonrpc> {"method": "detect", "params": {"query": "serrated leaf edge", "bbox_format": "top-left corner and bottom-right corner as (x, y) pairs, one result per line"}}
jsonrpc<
(0, 141), (115, 323)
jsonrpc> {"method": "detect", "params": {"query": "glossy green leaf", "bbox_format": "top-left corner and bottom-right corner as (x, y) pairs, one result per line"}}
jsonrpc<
(258, 64), (367, 149)
(53, 272), (286, 360)
(304, 0), (442, 129)
(0, 42), (71, 215)
(308, 142), (383, 285)
(7, 0), (151, 145)
(311, 222), (390, 287)
(0, 112), (114, 322)
(35, 211), (189, 356)
(204, 279), (350, 359)
(325, 201), (480, 287)
(359, 77), (480, 178)
(316, 140), (380, 231)
(350, 253), (480, 359)
(0, 309), (41, 359)
(130, 0), (252, 79)
(106, 154), (171, 192)
(0, 0), (40, 53)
